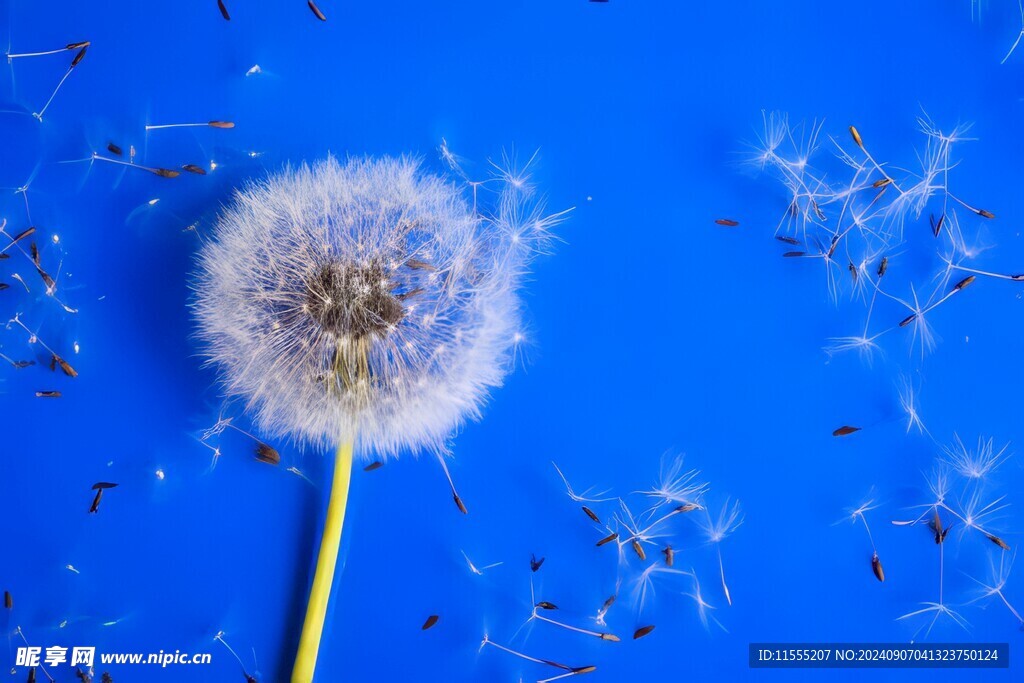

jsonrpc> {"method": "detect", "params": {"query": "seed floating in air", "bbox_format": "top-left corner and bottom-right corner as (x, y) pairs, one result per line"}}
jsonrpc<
(633, 625), (655, 640)
(421, 615), (439, 630)
(715, 219), (739, 227)
(308, 0), (327, 21)
(254, 443), (281, 465)
(217, 0), (231, 20)
(871, 552), (885, 582)
(833, 426), (861, 437)
(363, 461), (383, 472)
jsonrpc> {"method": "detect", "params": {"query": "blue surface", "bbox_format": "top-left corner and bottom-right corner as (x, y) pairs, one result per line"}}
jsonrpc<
(1, 1), (1023, 681)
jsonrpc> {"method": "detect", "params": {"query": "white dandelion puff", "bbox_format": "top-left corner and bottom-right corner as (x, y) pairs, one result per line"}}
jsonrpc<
(194, 155), (562, 458)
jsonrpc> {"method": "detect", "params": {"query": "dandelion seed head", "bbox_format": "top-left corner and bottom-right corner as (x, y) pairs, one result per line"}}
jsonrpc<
(194, 155), (560, 458)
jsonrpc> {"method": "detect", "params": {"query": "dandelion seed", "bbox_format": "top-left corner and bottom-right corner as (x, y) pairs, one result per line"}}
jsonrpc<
(698, 498), (742, 605)
(941, 435), (1010, 481)
(552, 462), (614, 503)
(363, 461), (383, 472)
(714, 219), (739, 227)
(632, 625), (655, 640)
(145, 121), (234, 131)
(833, 425), (861, 437)
(307, 0), (327, 21)
(217, 0), (230, 20)
(421, 615), (439, 630)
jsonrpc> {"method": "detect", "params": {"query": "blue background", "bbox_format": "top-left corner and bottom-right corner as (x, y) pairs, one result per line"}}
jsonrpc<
(1, 1), (1022, 681)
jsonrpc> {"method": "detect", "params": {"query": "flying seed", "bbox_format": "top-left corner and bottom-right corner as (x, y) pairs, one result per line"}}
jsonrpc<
(4, 591), (11, 609)
(775, 235), (800, 245)
(931, 214), (944, 238)
(254, 443), (280, 465)
(714, 219), (739, 227)
(66, 41), (91, 50)
(987, 534), (1010, 551)
(783, 251), (806, 258)
(848, 262), (857, 282)
(871, 552), (885, 582)
(37, 267), (56, 290)
(217, 0), (230, 20)
(899, 313), (916, 327)
(102, 674), (113, 683)
(571, 666), (597, 675)
(153, 168), (180, 178)
(849, 126), (863, 148)
(71, 47), (87, 67)
(581, 506), (600, 523)
(91, 482), (118, 490)
(453, 493), (468, 515)
(36, 390), (61, 398)
(308, 0), (327, 21)
(954, 275), (975, 291)
(675, 502), (701, 513)
(89, 489), (103, 513)
(833, 426), (861, 437)
(208, 121), (235, 129)
(599, 634), (620, 642)
(530, 554), (545, 572)
(872, 178), (891, 188)
(0, 283), (8, 290)
(363, 461), (383, 472)
(827, 235), (839, 259)
(633, 625), (655, 640)
(596, 532), (618, 547)
(421, 615), (439, 630)
(536, 601), (558, 610)
(30, 242), (39, 265)
(877, 257), (888, 277)
(977, 209), (995, 219)
(662, 545), (674, 567)
(396, 287), (424, 301)
(631, 539), (646, 561)
(182, 164), (207, 175)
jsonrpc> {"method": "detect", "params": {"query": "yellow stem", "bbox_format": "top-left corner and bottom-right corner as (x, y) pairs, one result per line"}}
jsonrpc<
(292, 440), (354, 683)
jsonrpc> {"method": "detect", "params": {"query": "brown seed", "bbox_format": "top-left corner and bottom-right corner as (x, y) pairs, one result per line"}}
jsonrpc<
(308, 0), (327, 21)
(832, 425), (861, 437)
(977, 208), (995, 219)
(775, 235), (800, 245)
(453, 493), (468, 515)
(987, 534), (1010, 551)
(107, 143), (122, 156)
(599, 633), (620, 642)
(217, 0), (231, 20)
(596, 532), (618, 547)
(581, 506), (601, 523)
(66, 41), (91, 50)
(782, 251), (806, 258)
(877, 256), (889, 277)
(899, 313), (917, 328)
(601, 594), (616, 610)
(571, 666), (597, 675)
(872, 178), (891, 188)
(931, 214), (944, 238)
(254, 443), (280, 465)
(662, 545), (674, 567)
(675, 502), (700, 513)
(849, 125), (864, 148)
(954, 275), (975, 291)
(37, 267), (56, 290)
(363, 461), (383, 472)
(71, 46), (87, 67)
(182, 164), (207, 175)
(714, 219), (739, 227)
(208, 121), (235, 129)
(530, 554), (545, 572)
(827, 235), (840, 259)
(633, 625), (656, 640)
(11, 226), (36, 243)
(631, 539), (646, 561)
(152, 168), (180, 178)
(421, 614), (439, 630)
(91, 482), (118, 490)
(396, 287), (424, 301)
(405, 258), (436, 271)
(55, 355), (78, 378)
(4, 590), (11, 609)
(871, 552), (885, 582)
(89, 489), (103, 513)
(535, 601), (558, 610)
(36, 390), (61, 398)
(30, 242), (40, 265)
(848, 262), (858, 282)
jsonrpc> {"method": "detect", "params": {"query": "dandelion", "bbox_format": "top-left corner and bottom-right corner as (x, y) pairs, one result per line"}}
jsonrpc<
(965, 552), (1023, 628)
(697, 498), (743, 605)
(194, 155), (563, 682)
(941, 435), (1011, 481)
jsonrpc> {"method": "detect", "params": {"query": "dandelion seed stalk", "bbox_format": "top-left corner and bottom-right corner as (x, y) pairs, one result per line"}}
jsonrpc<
(292, 439), (354, 683)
